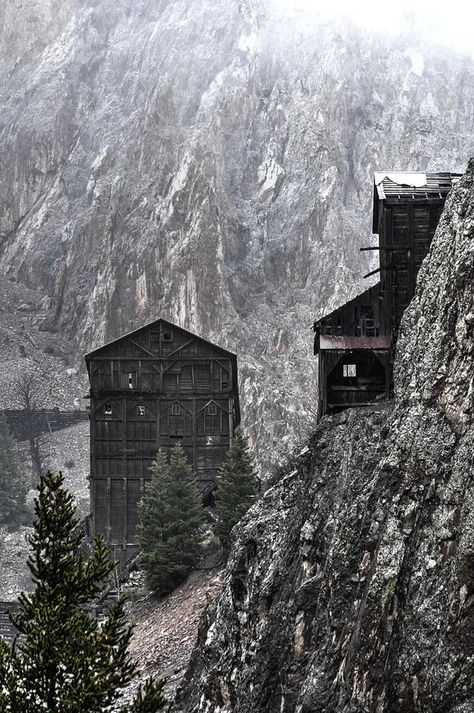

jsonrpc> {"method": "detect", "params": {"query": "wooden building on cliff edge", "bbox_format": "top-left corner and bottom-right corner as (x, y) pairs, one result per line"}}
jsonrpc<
(85, 319), (240, 561)
(314, 171), (461, 418)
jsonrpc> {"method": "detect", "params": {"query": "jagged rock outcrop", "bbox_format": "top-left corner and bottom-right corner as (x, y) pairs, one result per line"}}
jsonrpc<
(2, 0), (474, 469)
(175, 164), (474, 712)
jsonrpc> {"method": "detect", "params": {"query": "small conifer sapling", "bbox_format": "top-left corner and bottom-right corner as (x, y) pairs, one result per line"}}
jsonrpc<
(139, 443), (205, 596)
(214, 428), (257, 555)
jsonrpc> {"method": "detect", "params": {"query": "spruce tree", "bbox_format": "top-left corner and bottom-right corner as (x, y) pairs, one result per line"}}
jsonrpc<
(214, 428), (257, 555)
(0, 471), (166, 712)
(0, 412), (28, 525)
(139, 444), (205, 596)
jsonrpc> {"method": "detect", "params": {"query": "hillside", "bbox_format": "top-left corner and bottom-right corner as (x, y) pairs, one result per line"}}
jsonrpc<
(175, 163), (474, 712)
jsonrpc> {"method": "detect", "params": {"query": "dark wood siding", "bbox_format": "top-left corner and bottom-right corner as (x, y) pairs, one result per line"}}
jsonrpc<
(86, 320), (239, 556)
(316, 174), (457, 419)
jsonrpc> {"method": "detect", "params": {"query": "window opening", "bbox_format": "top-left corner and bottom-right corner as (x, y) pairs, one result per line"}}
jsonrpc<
(162, 331), (173, 342)
(343, 364), (357, 378)
(128, 373), (134, 389)
(171, 403), (181, 416)
(208, 402), (217, 416)
(137, 405), (145, 416)
(104, 404), (112, 416)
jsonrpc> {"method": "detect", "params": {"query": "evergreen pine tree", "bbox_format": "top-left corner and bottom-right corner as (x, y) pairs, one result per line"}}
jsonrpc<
(0, 471), (166, 712)
(0, 412), (28, 525)
(214, 428), (257, 555)
(139, 443), (205, 596)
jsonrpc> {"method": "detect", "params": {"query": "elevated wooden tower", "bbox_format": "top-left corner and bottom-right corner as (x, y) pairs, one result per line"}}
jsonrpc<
(85, 319), (240, 561)
(314, 171), (461, 417)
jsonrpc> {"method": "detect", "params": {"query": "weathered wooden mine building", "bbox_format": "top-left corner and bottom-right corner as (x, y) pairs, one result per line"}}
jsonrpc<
(85, 319), (240, 560)
(314, 171), (461, 417)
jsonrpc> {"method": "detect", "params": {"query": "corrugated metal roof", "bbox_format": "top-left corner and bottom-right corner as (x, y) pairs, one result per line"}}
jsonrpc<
(319, 335), (392, 350)
(372, 170), (462, 233)
(374, 171), (461, 200)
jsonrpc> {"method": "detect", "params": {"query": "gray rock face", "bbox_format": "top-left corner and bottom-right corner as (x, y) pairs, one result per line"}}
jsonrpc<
(175, 164), (474, 712)
(1, 0), (474, 471)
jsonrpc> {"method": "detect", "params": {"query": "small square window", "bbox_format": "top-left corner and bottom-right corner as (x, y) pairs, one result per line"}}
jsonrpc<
(104, 404), (112, 416)
(208, 403), (217, 416)
(171, 403), (181, 416)
(343, 364), (357, 378)
(137, 405), (145, 416)
(162, 331), (173, 342)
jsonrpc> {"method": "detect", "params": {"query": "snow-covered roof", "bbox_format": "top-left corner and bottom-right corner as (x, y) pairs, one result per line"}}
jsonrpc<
(372, 171), (462, 233)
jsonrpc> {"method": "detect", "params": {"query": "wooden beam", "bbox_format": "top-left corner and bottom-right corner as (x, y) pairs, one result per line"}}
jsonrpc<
(126, 338), (156, 359)
(165, 338), (196, 359)
(364, 263), (393, 279)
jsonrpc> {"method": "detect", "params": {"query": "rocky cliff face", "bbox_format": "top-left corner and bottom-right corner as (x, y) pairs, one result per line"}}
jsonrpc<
(175, 164), (474, 712)
(1, 0), (474, 469)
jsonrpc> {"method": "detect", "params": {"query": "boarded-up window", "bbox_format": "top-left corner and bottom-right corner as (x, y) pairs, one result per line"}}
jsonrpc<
(180, 366), (193, 391)
(392, 208), (409, 243)
(163, 373), (179, 391)
(203, 405), (220, 435)
(141, 371), (159, 390)
(194, 365), (211, 391)
(413, 207), (430, 240)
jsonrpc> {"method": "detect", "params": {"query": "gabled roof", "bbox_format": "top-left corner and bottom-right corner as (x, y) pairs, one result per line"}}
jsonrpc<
(84, 318), (237, 362)
(316, 283), (380, 326)
(372, 171), (462, 233)
(84, 318), (240, 421)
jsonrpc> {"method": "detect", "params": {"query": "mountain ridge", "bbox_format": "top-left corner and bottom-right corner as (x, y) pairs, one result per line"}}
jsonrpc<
(1, 0), (474, 471)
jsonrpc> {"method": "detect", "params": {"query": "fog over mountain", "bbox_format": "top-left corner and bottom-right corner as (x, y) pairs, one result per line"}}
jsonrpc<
(1, 0), (474, 469)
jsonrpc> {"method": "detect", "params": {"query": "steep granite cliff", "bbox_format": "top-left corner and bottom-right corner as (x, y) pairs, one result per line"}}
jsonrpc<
(176, 164), (474, 712)
(1, 0), (474, 468)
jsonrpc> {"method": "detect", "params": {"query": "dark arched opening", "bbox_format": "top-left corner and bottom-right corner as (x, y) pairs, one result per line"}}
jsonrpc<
(326, 349), (388, 414)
